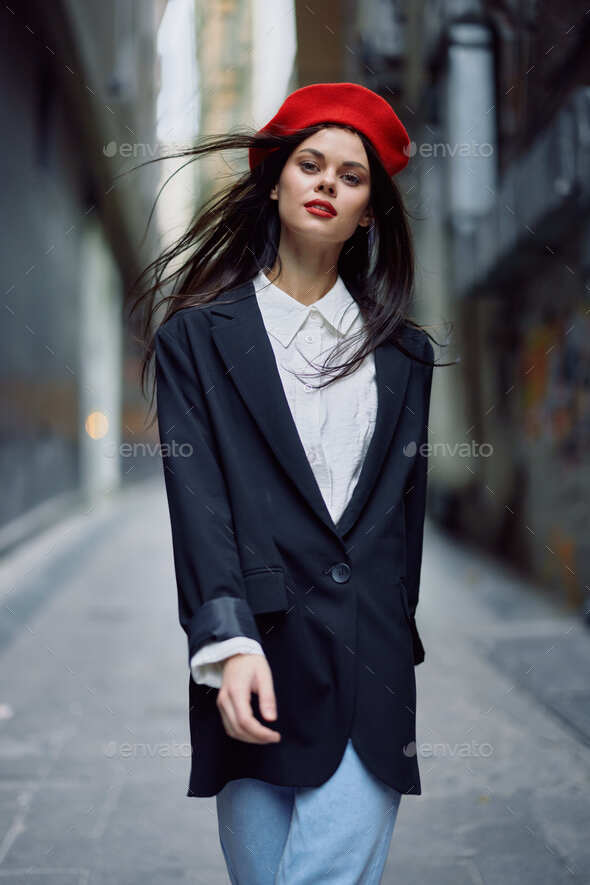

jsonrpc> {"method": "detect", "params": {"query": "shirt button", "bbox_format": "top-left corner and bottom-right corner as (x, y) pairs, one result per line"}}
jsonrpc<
(308, 450), (317, 464)
(304, 335), (314, 343)
(304, 384), (314, 392)
(328, 562), (351, 583)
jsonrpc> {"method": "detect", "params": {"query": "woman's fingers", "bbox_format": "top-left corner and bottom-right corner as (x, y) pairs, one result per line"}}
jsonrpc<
(216, 654), (281, 744)
(255, 662), (278, 722)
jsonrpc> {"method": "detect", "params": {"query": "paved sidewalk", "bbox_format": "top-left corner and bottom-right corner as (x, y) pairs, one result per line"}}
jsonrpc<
(388, 524), (590, 884)
(0, 477), (588, 884)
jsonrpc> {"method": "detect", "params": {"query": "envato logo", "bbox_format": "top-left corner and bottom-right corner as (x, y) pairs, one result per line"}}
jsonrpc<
(419, 740), (494, 758)
(103, 441), (193, 459)
(403, 441), (493, 458)
(103, 740), (191, 758)
(102, 140), (192, 159)
(403, 140), (494, 159)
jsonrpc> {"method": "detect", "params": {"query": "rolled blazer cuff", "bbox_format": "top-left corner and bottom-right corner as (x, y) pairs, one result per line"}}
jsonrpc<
(187, 596), (263, 663)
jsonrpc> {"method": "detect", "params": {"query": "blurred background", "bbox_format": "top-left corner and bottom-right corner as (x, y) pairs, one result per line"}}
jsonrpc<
(1, 0), (589, 882)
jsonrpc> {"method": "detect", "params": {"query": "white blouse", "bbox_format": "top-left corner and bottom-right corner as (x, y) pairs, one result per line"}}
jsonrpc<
(189, 269), (378, 687)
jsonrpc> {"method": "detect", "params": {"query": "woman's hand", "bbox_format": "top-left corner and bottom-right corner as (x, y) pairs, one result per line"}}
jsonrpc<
(216, 653), (282, 744)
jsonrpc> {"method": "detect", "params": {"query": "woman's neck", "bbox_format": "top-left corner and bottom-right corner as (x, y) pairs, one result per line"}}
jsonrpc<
(262, 265), (338, 307)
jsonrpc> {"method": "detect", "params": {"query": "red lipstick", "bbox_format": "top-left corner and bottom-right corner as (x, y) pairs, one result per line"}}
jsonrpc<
(304, 199), (337, 218)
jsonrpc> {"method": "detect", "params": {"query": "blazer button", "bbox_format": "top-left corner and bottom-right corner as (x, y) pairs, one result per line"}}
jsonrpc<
(329, 562), (351, 583)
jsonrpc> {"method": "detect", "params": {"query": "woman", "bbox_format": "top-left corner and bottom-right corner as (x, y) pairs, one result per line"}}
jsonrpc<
(132, 82), (444, 884)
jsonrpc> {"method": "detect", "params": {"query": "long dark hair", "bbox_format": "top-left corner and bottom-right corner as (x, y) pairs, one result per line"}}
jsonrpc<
(126, 121), (451, 422)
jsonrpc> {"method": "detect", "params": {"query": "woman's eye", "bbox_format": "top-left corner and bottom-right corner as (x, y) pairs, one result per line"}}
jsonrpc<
(299, 162), (361, 185)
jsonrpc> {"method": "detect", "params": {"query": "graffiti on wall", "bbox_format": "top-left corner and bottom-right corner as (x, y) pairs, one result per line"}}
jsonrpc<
(520, 308), (590, 461)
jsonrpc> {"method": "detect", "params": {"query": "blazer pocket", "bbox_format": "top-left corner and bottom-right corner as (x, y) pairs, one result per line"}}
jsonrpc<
(242, 567), (289, 615)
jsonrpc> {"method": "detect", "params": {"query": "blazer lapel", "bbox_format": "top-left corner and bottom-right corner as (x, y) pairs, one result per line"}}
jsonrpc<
(336, 341), (410, 536)
(208, 280), (411, 540)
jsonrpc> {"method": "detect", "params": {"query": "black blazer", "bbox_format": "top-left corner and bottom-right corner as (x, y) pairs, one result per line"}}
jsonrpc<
(154, 277), (434, 798)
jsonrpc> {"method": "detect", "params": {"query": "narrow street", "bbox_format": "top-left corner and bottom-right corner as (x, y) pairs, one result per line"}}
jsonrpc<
(0, 477), (588, 884)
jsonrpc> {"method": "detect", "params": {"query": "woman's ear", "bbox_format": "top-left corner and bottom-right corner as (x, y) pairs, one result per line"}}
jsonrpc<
(358, 206), (374, 229)
(269, 183), (279, 201)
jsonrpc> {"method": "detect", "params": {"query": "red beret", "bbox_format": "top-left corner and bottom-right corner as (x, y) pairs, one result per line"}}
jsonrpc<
(248, 82), (411, 177)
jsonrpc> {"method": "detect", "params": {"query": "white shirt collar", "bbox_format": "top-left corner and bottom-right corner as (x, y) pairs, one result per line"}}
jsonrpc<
(251, 270), (361, 348)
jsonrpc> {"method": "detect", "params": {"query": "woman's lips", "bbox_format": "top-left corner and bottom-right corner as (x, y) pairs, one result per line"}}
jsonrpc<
(304, 205), (337, 218)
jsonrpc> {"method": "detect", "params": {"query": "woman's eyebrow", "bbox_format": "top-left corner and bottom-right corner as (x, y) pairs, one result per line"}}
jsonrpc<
(296, 148), (368, 172)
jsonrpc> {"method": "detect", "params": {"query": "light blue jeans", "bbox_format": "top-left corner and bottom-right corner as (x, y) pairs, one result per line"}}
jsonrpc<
(216, 738), (402, 884)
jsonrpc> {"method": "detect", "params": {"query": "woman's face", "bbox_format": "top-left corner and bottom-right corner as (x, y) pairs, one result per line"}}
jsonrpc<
(269, 126), (373, 245)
